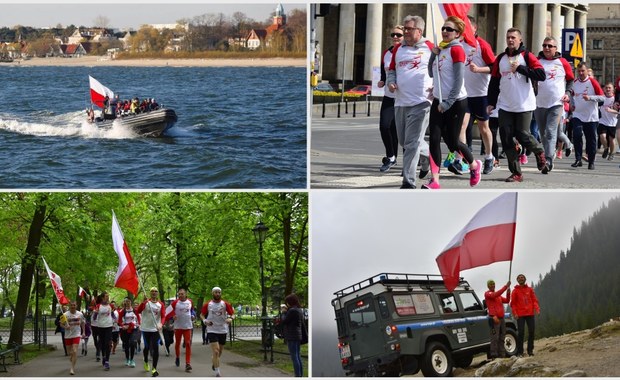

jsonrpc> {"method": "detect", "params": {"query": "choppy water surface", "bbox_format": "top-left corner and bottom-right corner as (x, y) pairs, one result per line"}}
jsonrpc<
(0, 65), (306, 189)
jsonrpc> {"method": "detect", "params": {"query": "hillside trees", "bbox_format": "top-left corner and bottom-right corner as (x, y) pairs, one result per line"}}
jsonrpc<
(535, 197), (620, 338)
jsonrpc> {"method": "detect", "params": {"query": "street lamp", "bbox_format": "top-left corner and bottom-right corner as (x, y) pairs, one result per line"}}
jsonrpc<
(252, 220), (269, 360)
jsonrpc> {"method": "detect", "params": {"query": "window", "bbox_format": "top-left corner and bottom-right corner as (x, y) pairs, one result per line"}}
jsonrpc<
(593, 39), (603, 50)
(347, 297), (377, 328)
(377, 296), (390, 319)
(438, 293), (459, 314)
(591, 58), (603, 74)
(460, 292), (483, 312)
(392, 293), (435, 316)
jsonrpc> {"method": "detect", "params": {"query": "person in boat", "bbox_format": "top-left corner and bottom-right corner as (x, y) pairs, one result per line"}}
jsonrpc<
(130, 98), (139, 114)
(87, 107), (95, 123)
(150, 98), (159, 111)
(111, 95), (120, 116)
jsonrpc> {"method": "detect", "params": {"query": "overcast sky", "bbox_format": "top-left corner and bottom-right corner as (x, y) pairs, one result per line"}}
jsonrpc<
(310, 190), (619, 376)
(0, 2), (305, 29)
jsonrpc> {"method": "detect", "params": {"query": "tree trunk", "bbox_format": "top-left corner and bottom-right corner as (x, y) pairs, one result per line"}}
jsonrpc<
(8, 200), (47, 346)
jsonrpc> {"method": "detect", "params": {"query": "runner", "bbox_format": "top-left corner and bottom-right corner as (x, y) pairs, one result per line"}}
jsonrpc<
(62, 300), (85, 375)
(200, 287), (234, 377)
(170, 288), (195, 372)
(92, 292), (114, 371)
(118, 297), (141, 368)
(137, 287), (166, 377)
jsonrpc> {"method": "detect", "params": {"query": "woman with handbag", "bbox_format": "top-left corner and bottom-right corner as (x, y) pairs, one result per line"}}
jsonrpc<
(280, 293), (305, 377)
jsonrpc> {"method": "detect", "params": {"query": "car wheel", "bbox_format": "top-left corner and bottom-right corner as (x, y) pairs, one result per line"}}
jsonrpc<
(421, 341), (453, 377)
(504, 328), (518, 357)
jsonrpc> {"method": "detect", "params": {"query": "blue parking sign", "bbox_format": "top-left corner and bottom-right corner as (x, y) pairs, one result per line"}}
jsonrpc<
(561, 28), (584, 65)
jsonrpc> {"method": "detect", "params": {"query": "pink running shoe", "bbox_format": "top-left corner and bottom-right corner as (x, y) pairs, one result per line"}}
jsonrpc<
(421, 179), (441, 189)
(519, 154), (528, 165)
(470, 159), (482, 187)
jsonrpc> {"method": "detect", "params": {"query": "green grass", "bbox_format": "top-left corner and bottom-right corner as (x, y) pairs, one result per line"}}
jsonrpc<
(227, 339), (308, 377)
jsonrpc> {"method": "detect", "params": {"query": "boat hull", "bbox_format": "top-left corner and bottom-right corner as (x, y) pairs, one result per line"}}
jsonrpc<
(94, 108), (177, 137)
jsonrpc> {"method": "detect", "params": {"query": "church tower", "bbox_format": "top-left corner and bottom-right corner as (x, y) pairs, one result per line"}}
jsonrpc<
(273, 3), (286, 26)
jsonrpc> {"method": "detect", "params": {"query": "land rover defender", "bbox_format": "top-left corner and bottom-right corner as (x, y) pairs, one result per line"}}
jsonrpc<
(332, 273), (517, 377)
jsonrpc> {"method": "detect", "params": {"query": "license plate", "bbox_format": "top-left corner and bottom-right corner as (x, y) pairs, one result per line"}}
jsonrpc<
(339, 344), (351, 359)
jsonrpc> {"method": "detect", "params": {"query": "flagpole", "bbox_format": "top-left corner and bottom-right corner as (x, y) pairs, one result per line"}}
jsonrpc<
(430, 2), (443, 103)
(508, 192), (518, 284)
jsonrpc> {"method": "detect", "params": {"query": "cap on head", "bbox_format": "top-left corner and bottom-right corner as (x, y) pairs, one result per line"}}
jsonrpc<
(212, 286), (222, 293)
(150, 287), (158, 292)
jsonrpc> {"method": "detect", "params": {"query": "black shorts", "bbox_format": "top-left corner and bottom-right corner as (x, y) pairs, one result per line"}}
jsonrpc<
(598, 124), (617, 138)
(467, 96), (490, 121)
(206, 332), (227, 345)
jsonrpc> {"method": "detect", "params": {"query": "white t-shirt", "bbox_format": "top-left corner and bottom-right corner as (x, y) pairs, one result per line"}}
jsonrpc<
(462, 37), (495, 97)
(63, 310), (84, 339)
(139, 300), (165, 332)
(599, 96), (618, 127)
(495, 52), (538, 112)
(536, 56), (574, 108)
(94, 304), (114, 328)
(432, 43), (467, 101)
(203, 300), (234, 335)
(172, 298), (194, 330)
(572, 76), (604, 122)
(389, 39), (434, 107)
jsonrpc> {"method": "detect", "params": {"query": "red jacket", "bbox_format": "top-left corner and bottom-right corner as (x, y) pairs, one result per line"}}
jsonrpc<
(509, 284), (540, 317)
(485, 284), (510, 317)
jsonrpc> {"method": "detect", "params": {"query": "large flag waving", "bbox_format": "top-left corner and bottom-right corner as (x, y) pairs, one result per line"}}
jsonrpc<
(89, 75), (115, 108)
(438, 3), (476, 47)
(436, 193), (518, 291)
(42, 257), (70, 305)
(112, 211), (139, 297)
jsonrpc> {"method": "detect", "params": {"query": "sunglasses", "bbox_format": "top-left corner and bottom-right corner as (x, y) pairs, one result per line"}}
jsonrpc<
(390, 33), (403, 38)
(542, 44), (556, 48)
(441, 26), (457, 33)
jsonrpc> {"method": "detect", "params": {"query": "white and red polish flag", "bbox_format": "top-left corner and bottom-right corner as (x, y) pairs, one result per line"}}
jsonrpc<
(78, 286), (87, 299)
(436, 193), (518, 292)
(112, 211), (139, 297)
(42, 256), (70, 305)
(438, 3), (476, 47)
(89, 75), (115, 108)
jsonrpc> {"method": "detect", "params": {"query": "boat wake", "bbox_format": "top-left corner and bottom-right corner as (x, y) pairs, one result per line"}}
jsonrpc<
(0, 111), (147, 139)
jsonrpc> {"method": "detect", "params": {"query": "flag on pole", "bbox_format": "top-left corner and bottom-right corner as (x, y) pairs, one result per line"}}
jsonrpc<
(112, 211), (139, 297)
(78, 286), (87, 299)
(89, 75), (115, 108)
(436, 193), (518, 291)
(42, 257), (70, 305)
(438, 3), (476, 47)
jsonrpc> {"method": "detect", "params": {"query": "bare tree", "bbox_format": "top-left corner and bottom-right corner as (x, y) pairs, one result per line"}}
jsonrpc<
(93, 15), (111, 29)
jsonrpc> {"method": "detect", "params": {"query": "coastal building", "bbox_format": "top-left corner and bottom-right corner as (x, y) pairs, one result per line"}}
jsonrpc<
(246, 3), (288, 50)
(312, 3), (590, 89)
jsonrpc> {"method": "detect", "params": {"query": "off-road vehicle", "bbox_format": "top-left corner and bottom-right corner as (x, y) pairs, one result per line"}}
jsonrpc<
(332, 273), (517, 377)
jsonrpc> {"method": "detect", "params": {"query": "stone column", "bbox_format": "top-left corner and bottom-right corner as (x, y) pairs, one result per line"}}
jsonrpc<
(515, 4), (529, 40)
(337, 4), (355, 84)
(564, 7), (574, 29)
(496, 4), (514, 54)
(532, 3), (547, 51)
(576, 9), (587, 61)
(550, 4), (562, 47)
(365, 3), (383, 83)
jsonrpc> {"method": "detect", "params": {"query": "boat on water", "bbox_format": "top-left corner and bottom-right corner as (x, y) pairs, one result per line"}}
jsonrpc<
(88, 75), (177, 137)
(92, 108), (177, 137)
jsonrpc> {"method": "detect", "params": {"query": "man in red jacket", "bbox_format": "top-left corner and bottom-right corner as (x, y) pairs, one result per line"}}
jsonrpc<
(484, 279), (511, 359)
(510, 274), (540, 356)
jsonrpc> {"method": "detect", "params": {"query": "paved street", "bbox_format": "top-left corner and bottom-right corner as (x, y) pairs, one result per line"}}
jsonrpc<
(3, 331), (288, 377)
(311, 114), (620, 189)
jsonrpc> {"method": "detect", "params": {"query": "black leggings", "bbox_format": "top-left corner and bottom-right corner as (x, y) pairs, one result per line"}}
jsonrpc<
(429, 98), (472, 168)
(96, 326), (112, 364)
(121, 330), (138, 360)
(379, 96), (399, 158)
(143, 331), (160, 369)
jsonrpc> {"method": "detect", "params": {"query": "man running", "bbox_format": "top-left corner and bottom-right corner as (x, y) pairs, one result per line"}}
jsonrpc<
(170, 288), (195, 372)
(137, 287), (166, 377)
(200, 287), (234, 377)
(62, 300), (85, 375)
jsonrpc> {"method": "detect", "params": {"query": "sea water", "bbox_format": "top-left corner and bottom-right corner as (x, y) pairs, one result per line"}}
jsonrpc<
(0, 65), (307, 189)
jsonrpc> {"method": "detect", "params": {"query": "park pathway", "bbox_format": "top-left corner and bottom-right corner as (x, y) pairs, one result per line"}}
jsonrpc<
(3, 330), (289, 377)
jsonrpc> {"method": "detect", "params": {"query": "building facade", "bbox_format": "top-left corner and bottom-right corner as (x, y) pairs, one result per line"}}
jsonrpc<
(312, 3), (590, 89)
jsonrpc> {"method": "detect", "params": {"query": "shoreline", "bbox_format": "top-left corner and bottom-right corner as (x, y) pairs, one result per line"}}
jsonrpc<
(2, 56), (306, 68)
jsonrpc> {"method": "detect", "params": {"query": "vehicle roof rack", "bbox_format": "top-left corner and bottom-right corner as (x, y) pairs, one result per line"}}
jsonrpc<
(333, 273), (468, 298)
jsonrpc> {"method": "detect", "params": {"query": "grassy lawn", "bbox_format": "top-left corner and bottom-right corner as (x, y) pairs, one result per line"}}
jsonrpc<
(227, 338), (308, 377)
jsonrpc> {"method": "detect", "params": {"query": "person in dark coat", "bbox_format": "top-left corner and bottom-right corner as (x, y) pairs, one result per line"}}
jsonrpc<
(280, 294), (304, 377)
